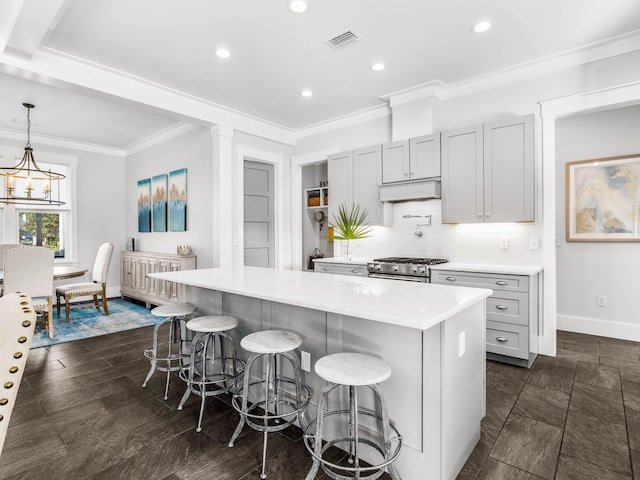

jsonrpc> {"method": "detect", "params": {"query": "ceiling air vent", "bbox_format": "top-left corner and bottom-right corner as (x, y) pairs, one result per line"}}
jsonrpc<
(325, 29), (361, 50)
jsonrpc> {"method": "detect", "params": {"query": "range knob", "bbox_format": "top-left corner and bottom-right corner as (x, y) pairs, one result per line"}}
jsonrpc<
(410, 266), (418, 273)
(418, 267), (426, 274)
(375, 264), (381, 271)
(392, 265), (398, 272)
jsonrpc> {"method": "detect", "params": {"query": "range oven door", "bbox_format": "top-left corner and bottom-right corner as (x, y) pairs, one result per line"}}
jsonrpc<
(368, 273), (429, 282)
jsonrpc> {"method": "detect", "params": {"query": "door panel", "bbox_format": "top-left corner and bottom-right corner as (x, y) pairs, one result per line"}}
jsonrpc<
(244, 161), (275, 267)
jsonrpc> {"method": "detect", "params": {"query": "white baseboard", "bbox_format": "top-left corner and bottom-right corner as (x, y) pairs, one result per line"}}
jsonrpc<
(557, 314), (640, 342)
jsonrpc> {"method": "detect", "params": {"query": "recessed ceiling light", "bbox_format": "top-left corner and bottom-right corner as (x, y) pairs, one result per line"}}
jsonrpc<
(288, 0), (308, 13)
(301, 90), (313, 97)
(371, 63), (385, 72)
(215, 48), (231, 58)
(471, 21), (492, 33)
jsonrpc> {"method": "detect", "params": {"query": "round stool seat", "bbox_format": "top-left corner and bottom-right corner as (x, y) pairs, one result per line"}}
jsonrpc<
(315, 352), (391, 386)
(151, 303), (197, 318)
(240, 330), (302, 354)
(187, 315), (238, 333)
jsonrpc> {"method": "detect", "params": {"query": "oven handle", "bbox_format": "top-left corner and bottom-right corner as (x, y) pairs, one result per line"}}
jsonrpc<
(368, 273), (427, 282)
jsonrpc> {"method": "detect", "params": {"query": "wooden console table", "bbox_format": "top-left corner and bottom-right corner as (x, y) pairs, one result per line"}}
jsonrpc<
(120, 251), (196, 308)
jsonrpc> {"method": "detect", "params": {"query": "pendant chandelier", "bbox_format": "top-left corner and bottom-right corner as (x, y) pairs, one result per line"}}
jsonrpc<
(0, 103), (65, 206)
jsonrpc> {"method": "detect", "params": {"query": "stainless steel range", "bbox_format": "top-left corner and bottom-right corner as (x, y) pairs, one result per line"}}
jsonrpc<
(367, 257), (448, 282)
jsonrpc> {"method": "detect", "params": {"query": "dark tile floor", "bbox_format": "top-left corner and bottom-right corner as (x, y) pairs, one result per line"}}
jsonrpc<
(459, 330), (640, 480)
(1, 327), (639, 479)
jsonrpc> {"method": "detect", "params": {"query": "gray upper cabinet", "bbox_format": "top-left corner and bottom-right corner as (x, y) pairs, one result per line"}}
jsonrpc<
(484, 115), (534, 223)
(441, 125), (484, 223)
(382, 133), (440, 184)
(328, 145), (382, 224)
(441, 114), (534, 224)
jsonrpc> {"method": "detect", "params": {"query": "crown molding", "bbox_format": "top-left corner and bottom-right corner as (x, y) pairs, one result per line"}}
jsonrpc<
(125, 122), (198, 156)
(0, 126), (125, 157)
(293, 104), (390, 140)
(377, 30), (640, 107)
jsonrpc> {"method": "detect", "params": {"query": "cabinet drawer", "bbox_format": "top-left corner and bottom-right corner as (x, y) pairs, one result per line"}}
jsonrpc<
(486, 291), (529, 326)
(314, 263), (368, 277)
(432, 270), (528, 292)
(486, 321), (529, 360)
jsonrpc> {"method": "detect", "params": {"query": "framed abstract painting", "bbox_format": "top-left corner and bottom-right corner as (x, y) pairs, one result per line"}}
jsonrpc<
(152, 174), (168, 232)
(566, 154), (640, 242)
(169, 168), (187, 231)
(137, 178), (151, 233)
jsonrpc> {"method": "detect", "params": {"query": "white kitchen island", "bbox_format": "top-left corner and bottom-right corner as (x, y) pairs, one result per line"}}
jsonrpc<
(149, 267), (491, 480)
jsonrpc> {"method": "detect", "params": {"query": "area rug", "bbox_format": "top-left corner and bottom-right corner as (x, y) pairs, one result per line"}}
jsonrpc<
(31, 299), (158, 349)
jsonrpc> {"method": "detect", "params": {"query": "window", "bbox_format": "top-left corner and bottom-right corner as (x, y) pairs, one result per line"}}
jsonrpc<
(18, 211), (65, 258)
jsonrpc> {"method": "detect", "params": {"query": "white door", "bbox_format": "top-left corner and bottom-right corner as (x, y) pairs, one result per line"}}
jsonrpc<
(244, 160), (275, 267)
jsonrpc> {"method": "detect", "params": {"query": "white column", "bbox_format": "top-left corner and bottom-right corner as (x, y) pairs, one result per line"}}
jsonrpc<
(211, 125), (234, 269)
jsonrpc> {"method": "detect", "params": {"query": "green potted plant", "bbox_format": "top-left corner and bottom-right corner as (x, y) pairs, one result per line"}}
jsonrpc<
(329, 203), (372, 260)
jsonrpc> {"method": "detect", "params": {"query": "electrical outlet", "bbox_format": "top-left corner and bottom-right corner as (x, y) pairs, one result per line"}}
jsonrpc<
(458, 331), (466, 358)
(529, 237), (539, 249)
(499, 238), (509, 249)
(301, 351), (311, 372)
(597, 296), (607, 307)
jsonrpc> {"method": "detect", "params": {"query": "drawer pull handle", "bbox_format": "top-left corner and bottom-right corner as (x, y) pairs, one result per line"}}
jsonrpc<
(351, 269), (360, 273)
(322, 267), (329, 271)
(446, 276), (457, 282)
(496, 337), (508, 343)
(495, 281), (508, 286)
(495, 305), (508, 310)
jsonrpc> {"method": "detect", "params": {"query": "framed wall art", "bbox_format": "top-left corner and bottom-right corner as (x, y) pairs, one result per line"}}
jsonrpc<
(137, 178), (151, 233)
(169, 168), (187, 231)
(566, 154), (640, 242)
(152, 173), (168, 232)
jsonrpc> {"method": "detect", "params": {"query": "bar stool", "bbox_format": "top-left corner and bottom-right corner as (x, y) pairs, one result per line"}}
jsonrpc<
(303, 352), (402, 480)
(177, 315), (245, 432)
(228, 330), (312, 480)
(142, 303), (197, 400)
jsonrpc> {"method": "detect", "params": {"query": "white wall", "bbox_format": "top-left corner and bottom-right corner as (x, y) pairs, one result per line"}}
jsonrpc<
(126, 126), (214, 268)
(555, 104), (640, 339)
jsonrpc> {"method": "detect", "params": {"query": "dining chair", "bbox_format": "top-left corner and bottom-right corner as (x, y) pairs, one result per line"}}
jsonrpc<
(0, 244), (23, 296)
(56, 242), (114, 321)
(2, 246), (55, 339)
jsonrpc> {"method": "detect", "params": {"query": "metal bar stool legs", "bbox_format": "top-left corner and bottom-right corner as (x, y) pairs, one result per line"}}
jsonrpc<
(303, 353), (403, 480)
(228, 330), (312, 480)
(177, 315), (244, 433)
(142, 303), (197, 400)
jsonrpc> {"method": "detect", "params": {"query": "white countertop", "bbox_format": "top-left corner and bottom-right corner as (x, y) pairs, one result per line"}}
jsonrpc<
(149, 267), (491, 331)
(430, 262), (542, 275)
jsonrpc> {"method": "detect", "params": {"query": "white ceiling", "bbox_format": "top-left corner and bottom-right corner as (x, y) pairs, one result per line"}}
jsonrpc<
(1, 0), (640, 150)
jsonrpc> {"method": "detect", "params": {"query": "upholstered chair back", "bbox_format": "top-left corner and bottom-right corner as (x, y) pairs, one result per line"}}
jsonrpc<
(92, 242), (114, 285)
(0, 244), (23, 269)
(3, 246), (54, 298)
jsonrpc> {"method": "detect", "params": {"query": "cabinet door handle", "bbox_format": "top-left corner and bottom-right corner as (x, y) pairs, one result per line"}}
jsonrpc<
(351, 268), (360, 273)
(495, 305), (508, 310)
(477, 213), (482, 217)
(495, 281), (508, 286)
(322, 267), (329, 271)
(446, 276), (457, 282)
(496, 336), (508, 343)
(404, 172), (409, 176)
(409, 171), (414, 175)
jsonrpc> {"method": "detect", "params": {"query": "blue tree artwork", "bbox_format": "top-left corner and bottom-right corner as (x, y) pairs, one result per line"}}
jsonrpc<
(152, 174), (168, 232)
(137, 178), (151, 233)
(169, 168), (188, 231)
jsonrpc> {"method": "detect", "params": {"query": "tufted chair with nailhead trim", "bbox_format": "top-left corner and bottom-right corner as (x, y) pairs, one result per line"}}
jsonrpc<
(56, 242), (113, 321)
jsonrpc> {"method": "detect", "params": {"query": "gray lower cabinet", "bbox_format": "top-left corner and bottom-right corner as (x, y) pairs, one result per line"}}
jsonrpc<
(441, 114), (534, 224)
(121, 251), (196, 307)
(314, 260), (368, 277)
(431, 269), (538, 367)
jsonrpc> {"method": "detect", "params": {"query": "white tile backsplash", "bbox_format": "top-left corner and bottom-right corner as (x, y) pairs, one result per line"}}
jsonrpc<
(351, 199), (543, 265)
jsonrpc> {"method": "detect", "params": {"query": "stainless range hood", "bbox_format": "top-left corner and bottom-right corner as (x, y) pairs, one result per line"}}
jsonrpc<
(379, 179), (441, 203)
